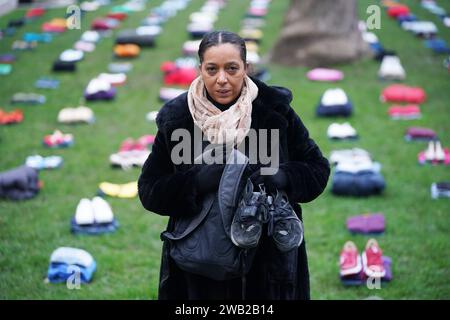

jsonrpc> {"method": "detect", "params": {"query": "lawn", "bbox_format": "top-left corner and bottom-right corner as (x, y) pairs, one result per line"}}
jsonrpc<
(0, 0), (449, 300)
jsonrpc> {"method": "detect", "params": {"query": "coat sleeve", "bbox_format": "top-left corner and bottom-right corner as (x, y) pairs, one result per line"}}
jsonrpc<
(138, 128), (201, 218)
(279, 107), (330, 203)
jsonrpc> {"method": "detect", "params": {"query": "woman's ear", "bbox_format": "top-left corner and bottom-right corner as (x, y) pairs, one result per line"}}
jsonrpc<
(198, 63), (202, 71)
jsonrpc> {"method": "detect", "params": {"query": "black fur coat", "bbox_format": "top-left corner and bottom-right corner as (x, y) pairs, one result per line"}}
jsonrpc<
(138, 78), (330, 300)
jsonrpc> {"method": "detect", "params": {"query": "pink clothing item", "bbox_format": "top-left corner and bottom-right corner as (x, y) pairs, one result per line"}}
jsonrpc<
(388, 104), (421, 120)
(347, 213), (385, 234)
(306, 68), (344, 82)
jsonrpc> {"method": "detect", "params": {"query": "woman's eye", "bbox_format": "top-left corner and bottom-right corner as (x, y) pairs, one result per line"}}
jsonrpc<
(227, 66), (239, 73)
(206, 67), (217, 73)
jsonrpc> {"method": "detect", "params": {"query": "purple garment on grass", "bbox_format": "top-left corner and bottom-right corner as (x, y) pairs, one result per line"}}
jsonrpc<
(346, 213), (385, 234)
(84, 87), (116, 101)
(0, 54), (16, 63)
(404, 127), (437, 141)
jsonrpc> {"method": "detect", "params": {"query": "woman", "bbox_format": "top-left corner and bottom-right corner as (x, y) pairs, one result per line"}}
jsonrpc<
(138, 31), (330, 300)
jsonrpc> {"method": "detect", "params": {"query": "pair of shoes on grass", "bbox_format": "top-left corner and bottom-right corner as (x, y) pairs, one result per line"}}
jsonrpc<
(119, 135), (155, 152)
(74, 197), (114, 225)
(110, 150), (150, 170)
(340, 239), (385, 278)
(25, 155), (63, 170)
(11, 92), (46, 105)
(43, 130), (74, 148)
(57, 106), (95, 124)
(98, 181), (137, 198)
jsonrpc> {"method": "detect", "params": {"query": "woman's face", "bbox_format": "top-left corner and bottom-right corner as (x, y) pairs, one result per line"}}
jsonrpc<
(200, 43), (247, 105)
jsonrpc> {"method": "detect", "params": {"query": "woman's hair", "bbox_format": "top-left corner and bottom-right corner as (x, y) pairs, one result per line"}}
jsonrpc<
(198, 30), (247, 64)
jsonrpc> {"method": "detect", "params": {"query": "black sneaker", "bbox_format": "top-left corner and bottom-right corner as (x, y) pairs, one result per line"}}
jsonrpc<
(230, 180), (268, 249)
(269, 191), (304, 252)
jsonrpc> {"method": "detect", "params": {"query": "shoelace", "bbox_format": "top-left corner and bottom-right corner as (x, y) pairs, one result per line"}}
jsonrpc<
(239, 192), (269, 227)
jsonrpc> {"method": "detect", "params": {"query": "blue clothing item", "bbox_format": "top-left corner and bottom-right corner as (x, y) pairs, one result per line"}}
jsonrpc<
(424, 39), (450, 54)
(316, 102), (353, 118)
(332, 170), (385, 197)
(369, 42), (384, 55)
(396, 14), (417, 24)
(47, 261), (96, 283)
(35, 77), (59, 89)
(23, 32), (52, 43)
(70, 217), (119, 235)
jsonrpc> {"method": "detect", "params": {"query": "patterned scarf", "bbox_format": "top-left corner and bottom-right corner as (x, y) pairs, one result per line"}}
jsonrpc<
(187, 75), (258, 146)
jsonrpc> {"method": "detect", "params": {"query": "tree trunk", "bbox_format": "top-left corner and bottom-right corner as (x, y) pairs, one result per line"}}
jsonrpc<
(269, 0), (370, 67)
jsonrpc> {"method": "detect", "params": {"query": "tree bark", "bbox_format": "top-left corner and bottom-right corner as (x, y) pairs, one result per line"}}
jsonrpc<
(269, 0), (370, 67)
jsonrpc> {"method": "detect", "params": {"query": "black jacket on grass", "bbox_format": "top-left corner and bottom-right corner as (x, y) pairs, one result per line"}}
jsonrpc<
(138, 78), (330, 300)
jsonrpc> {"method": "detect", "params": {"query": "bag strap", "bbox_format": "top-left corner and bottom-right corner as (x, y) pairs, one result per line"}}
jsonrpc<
(161, 194), (215, 241)
(218, 149), (249, 237)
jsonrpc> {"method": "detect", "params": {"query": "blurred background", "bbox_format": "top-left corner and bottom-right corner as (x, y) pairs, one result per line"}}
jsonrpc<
(0, 0), (449, 299)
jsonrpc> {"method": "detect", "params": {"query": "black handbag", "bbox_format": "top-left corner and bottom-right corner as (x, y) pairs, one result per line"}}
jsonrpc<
(161, 149), (257, 281)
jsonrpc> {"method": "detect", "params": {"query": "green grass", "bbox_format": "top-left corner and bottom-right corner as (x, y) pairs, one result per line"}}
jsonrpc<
(0, 0), (449, 299)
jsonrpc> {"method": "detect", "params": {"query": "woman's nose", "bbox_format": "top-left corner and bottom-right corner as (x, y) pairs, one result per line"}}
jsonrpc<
(217, 70), (228, 84)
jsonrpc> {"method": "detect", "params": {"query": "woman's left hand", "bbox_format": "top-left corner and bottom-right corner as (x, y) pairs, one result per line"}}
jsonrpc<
(249, 168), (288, 193)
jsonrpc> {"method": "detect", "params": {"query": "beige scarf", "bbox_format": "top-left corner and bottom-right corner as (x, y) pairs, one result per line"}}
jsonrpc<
(187, 75), (258, 146)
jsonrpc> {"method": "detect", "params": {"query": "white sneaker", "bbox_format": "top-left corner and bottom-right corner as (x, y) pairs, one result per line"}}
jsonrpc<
(434, 140), (445, 161)
(378, 55), (406, 80)
(424, 141), (435, 161)
(327, 122), (357, 139)
(321, 88), (349, 106)
(182, 40), (201, 55)
(85, 78), (111, 94)
(97, 73), (127, 86)
(136, 26), (162, 36)
(59, 49), (84, 62)
(81, 30), (100, 43)
(75, 106), (95, 123)
(58, 106), (94, 123)
(362, 31), (378, 44)
(91, 196), (114, 224)
(75, 198), (95, 225)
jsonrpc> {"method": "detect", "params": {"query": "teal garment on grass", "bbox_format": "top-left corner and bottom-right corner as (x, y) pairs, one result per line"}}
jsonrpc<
(0, 64), (12, 75)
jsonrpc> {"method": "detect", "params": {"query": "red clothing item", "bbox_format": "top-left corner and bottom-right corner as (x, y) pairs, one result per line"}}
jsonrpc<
(381, 84), (426, 104)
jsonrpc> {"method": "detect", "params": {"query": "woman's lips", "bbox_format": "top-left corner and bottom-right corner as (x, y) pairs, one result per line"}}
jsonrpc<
(216, 89), (231, 96)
